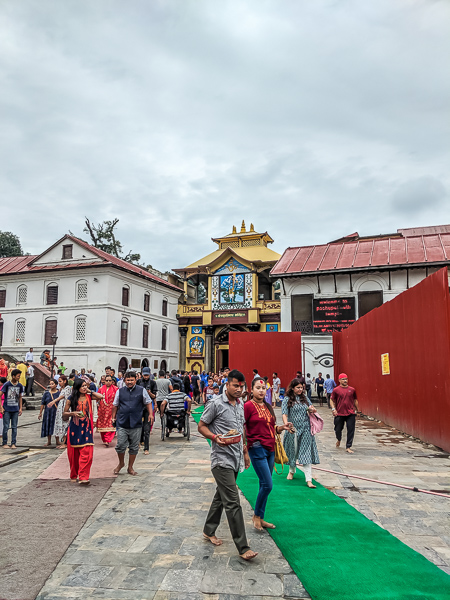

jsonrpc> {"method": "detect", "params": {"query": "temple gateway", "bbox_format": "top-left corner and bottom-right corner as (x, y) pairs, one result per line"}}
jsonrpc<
(174, 222), (281, 373)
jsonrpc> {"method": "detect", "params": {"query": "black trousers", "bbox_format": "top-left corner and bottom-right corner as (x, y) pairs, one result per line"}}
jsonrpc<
(140, 420), (151, 451)
(25, 377), (34, 396)
(204, 466), (250, 555)
(334, 414), (356, 448)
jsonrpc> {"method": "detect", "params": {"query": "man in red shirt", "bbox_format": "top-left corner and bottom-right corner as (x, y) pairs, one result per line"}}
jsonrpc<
(330, 373), (359, 454)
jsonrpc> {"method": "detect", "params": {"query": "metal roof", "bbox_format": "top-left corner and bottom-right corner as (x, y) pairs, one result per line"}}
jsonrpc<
(0, 235), (181, 292)
(271, 233), (450, 277)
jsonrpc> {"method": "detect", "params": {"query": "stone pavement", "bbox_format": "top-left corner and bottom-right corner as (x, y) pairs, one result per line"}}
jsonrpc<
(1, 404), (449, 599)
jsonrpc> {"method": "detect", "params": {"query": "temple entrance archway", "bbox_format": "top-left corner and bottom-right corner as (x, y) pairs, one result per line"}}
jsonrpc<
(160, 359), (167, 373)
(141, 358), (149, 369)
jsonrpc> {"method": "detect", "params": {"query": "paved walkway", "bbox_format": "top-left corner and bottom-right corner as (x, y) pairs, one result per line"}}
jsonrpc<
(0, 405), (449, 599)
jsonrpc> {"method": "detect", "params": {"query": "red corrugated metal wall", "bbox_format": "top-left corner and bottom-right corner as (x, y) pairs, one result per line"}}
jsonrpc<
(229, 332), (302, 391)
(333, 268), (450, 452)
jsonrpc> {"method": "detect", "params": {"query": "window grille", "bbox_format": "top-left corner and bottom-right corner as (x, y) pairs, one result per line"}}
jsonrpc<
(242, 239), (260, 247)
(77, 282), (88, 300)
(143, 323), (149, 348)
(76, 317), (86, 342)
(0, 289), (6, 307)
(46, 285), (58, 305)
(18, 286), (27, 304)
(16, 320), (25, 343)
(120, 320), (128, 346)
(44, 319), (57, 345)
(221, 241), (239, 248)
(144, 293), (150, 312)
(62, 244), (73, 259)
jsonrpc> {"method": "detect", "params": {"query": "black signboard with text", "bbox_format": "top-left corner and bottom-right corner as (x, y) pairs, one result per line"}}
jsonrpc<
(313, 297), (356, 334)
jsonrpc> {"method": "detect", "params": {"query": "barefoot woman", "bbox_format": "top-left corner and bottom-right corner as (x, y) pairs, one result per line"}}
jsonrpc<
(63, 378), (104, 484)
(282, 378), (320, 488)
(244, 377), (292, 531)
(97, 374), (118, 446)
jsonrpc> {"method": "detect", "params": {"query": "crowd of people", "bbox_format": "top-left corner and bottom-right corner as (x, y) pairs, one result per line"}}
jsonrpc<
(0, 355), (359, 561)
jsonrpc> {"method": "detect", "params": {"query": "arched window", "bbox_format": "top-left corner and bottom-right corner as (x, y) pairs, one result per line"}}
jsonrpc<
(15, 319), (26, 344)
(17, 285), (27, 305)
(162, 297), (168, 316)
(46, 283), (59, 305)
(122, 285), (130, 307)
(142, 322), (149, 348)
(75, 315), (87, 342)
(144, 292), (150, 312)
(120, 319), (129, 346)
(161, 325), (167, 350)
(76, 280), (88, 301)
(44, 318), (57, 345)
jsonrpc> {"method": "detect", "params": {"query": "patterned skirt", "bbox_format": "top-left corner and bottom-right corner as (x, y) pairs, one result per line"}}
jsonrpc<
(283, 427), (320, 466)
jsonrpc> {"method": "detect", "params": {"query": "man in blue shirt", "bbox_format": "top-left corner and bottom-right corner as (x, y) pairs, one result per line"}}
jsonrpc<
(1, 369), (23, 448)
(324, 374), (337, 409)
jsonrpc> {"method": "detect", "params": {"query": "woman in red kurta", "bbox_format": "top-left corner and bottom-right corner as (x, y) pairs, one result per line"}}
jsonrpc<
(244, 377), (292, 531)
(63, 379), (99, 484)
(96, 375), (118, 446)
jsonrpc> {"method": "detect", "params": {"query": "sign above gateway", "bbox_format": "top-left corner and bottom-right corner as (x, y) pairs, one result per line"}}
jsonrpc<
(313, 297), (356, 334)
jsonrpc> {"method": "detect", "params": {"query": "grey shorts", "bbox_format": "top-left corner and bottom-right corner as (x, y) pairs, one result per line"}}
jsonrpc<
(116, 427), (141, 455)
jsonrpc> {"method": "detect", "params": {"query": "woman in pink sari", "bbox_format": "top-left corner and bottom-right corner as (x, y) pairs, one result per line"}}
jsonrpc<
(96, 374), (118, 446)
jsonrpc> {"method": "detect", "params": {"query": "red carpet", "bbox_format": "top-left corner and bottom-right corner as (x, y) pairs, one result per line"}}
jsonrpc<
(39, 432), (118, 480)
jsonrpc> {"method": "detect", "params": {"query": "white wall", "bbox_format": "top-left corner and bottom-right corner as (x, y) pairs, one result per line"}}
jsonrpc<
(0, 265), (180, 373)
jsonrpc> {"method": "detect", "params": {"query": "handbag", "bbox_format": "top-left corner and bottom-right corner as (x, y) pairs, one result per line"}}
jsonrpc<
(274, 431), (289, 473)
(309, 411), (324, 435)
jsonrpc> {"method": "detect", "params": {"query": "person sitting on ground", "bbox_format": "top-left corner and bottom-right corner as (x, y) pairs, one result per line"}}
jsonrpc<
(160, 383), (191, 433)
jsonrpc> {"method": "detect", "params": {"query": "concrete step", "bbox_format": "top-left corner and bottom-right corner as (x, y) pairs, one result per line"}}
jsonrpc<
(24, 395), (43, 410)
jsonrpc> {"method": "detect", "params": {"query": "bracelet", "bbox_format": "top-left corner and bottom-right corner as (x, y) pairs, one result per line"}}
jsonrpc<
(212, 434), (217, 443)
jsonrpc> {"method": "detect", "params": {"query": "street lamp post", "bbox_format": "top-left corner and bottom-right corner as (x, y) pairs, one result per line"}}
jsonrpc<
(51, 333), (58, 377)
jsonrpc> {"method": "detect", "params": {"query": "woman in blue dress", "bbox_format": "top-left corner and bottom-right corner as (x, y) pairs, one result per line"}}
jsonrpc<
(38, 379), (60, 446)
(282, 378), (320, 488)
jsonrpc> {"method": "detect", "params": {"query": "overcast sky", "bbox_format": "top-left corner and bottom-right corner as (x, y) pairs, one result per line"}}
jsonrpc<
(1, 0), (449, 271)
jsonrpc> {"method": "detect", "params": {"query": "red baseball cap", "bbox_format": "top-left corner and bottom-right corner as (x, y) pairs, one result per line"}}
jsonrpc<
(338, 373), (348, 380)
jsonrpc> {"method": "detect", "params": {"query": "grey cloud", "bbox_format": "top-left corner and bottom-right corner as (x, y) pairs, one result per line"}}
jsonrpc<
(0, 0), (449, 269)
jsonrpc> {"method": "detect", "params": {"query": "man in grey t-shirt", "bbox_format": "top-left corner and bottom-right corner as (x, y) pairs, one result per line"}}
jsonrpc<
(198, 369), (257, 561)
(155, 370), (172, 414)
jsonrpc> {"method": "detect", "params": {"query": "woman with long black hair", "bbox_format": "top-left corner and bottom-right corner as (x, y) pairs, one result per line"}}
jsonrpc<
(282, 378), (320, 487)
(62, 378), (103, 484)
(244, 377), (292, 531)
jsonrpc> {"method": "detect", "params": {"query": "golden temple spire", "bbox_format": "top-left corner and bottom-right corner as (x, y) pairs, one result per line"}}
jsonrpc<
(250, 223), (255, 232)
(240, 220), (246, 233)
(232, 225), (237, 234)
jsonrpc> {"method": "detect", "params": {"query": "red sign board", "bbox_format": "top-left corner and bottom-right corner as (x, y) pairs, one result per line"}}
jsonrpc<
(313, 297), (355, 334)
(211, 310), (248, 325)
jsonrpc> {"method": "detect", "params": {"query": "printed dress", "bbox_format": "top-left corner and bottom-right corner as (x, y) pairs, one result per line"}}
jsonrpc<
(54, 386), (71, 441)
(41, 391), (59, 437)
(282, 396), (320, 466)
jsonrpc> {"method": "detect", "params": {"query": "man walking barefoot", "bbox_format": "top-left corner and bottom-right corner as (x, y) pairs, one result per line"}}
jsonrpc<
(112, 371), (154, 475)
(198, 369), (257, 561)
(330, 373), (359, 454)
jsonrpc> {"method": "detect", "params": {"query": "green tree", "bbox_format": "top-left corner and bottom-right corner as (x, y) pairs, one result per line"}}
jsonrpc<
(83, 218), (141, 263)
(0, 231), (23, 258)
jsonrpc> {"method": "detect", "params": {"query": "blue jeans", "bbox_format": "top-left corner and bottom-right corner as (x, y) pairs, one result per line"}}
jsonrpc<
(3, 411), (19, 446)
(248, 443), (275, 518)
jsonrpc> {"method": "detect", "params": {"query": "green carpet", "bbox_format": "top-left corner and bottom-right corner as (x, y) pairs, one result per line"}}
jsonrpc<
(192, 408), (450, 600)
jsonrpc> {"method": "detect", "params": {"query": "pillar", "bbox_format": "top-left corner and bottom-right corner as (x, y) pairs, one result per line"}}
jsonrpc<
(179, 327), (188, 371)
(205, 326), (214, 373)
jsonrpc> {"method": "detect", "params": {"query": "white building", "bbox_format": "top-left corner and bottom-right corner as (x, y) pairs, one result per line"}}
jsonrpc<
(0, 235), (181, 374)
(271, 225), (450, 377)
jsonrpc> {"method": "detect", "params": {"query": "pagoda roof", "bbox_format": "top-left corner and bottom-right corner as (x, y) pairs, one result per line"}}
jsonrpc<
(173, 245), (281, 276)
